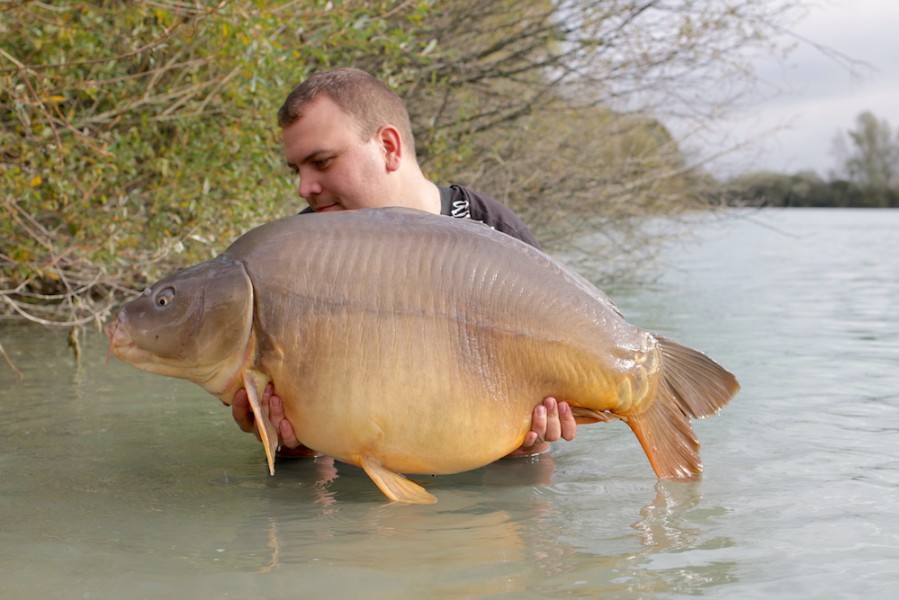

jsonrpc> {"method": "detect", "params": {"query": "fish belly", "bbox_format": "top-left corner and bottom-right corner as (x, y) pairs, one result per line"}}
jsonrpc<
(262, 307), (637, 475)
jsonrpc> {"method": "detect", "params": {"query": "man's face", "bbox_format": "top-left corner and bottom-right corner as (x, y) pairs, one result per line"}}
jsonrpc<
(282, 96), (390, 212)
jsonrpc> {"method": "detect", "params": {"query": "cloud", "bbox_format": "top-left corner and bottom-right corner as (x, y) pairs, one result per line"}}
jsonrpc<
(694, 0), (899, 177)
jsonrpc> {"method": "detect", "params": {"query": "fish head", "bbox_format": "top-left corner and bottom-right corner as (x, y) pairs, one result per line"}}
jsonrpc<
(104, 256), (255, 393)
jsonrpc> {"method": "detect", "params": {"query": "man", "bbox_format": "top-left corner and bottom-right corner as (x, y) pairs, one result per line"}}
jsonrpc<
(233, 67), (576, 459)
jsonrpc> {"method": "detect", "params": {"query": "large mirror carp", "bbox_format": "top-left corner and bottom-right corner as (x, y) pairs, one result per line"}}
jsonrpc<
(105, 208), (739, 504)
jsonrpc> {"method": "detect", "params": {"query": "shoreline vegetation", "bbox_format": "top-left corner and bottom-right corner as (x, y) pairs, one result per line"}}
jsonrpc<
(2, 0), (895, 349)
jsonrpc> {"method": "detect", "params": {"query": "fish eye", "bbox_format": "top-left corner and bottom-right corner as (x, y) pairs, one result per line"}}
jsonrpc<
(155, 287), (175, 307)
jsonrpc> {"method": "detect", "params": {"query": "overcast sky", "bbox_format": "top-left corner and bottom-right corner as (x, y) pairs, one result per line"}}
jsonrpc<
(699, 0), (899, 178)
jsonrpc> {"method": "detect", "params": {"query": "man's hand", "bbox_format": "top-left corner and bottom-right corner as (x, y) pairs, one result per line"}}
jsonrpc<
(232, 383), (317, 457)
(232, 386), (576, 460)
(505, 397), (577, 458)
(230, 386), (260, 438)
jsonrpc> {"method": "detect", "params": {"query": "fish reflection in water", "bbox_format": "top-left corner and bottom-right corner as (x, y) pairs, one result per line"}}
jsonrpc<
(633, 481), (704, 550)
(236, 455), (734, 596)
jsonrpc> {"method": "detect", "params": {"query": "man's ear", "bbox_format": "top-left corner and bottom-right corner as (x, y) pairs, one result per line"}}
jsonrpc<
(377, 125), (402, 172)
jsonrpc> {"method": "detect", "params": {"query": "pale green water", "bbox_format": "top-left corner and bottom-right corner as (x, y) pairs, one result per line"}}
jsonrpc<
(1, 208), (897, 599)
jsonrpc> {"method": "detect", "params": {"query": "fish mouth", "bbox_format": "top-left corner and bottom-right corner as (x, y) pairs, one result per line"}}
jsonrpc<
(103, 318), (135, 364)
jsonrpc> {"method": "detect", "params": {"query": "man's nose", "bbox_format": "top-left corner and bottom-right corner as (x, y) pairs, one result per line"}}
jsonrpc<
(298, 173), (321, 199)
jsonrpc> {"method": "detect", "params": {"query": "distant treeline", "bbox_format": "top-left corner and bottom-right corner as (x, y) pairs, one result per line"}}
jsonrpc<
(722, 111), (899, 208)
(720, 171), (899, 208)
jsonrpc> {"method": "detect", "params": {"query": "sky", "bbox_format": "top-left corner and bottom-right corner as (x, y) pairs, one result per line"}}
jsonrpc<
(698, 0), (899, 178)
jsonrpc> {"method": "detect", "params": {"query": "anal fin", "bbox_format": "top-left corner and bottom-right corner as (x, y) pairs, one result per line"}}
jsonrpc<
(360, 456), (437, 504)
(243, 371), (278, 476)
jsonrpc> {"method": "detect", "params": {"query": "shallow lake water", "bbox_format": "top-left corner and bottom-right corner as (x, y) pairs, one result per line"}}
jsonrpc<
(1, 208), (897, 599)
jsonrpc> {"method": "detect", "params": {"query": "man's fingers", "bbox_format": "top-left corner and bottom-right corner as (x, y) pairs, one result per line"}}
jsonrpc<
(269, 391), (285, 422)
(231, 389), (257, 433)
(527, 404), (547, 446)
(542, 397), (562, 442)
(270, 393), (299, 448)
(278, 411), (301, 449)
(558, 401), (577, 441)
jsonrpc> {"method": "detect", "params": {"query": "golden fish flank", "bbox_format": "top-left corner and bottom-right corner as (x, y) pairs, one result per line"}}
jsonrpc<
(105, 207), (739, 504)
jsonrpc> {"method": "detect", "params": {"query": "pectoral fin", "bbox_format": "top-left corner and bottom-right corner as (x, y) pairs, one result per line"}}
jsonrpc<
(243, 371), (278, 476)
(360, 456), (437, 504)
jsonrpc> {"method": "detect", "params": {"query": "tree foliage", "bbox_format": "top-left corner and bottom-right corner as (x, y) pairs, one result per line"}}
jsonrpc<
(1, 0), (808, 328)
(718, 170), (862, 207)
(832, 111), (899, 207)
(1, 0), (437, 326)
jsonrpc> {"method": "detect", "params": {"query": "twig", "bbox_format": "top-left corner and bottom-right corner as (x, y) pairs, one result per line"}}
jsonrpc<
(0, 295), (101, 327)
(0, 339), (24, 379)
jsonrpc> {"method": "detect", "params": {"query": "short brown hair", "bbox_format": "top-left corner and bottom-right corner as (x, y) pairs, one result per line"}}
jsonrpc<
(278, 68), (415, 154)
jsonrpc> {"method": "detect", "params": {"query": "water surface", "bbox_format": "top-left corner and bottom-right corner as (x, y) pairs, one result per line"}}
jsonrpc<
(1, 208), (896, 598)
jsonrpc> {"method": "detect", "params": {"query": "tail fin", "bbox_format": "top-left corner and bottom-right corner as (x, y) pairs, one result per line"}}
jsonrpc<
(626, 336), (739, 480)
